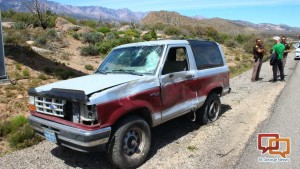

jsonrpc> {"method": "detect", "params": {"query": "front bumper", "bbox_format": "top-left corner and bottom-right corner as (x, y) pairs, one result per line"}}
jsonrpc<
(29, 115), (111, 152)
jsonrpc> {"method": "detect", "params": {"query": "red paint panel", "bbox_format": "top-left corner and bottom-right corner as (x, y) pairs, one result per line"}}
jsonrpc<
(97, 87), (161, 128)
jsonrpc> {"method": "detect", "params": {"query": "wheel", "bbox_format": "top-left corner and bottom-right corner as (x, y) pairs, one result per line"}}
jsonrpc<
(197, 93), (221, 124)
(107, 116), (151, 169)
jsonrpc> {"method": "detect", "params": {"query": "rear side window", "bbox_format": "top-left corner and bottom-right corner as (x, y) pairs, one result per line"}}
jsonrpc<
(189, 41), (224, 70)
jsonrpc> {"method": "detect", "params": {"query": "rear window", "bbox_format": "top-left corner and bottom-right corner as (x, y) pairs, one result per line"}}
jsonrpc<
(188, 40), (224, 70)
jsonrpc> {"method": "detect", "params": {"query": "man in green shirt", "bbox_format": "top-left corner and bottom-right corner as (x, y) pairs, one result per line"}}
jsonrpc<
(271, 36), (285, 82)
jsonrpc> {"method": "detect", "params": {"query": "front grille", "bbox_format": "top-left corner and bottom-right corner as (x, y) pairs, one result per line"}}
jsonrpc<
(35, 97), (66, 117)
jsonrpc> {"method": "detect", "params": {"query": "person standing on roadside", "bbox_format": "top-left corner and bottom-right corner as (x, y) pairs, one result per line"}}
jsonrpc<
(251, 39), (265, 82)
(281, 36), (290, 68)
(271, 36), (285, 82)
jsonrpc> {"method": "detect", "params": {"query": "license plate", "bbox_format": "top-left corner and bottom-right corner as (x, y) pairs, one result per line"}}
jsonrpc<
(43, 129), (57, 143)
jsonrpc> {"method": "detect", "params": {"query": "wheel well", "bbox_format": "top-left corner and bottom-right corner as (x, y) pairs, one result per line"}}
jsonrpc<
(114, 108), (153, 128)
(208, 87), (223, 96)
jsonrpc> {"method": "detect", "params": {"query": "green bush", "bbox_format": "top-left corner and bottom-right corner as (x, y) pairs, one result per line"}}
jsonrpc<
(8, 123), (43, 149)
(35, 36), (47, 46)
(72, 32), (80, 40)
(22, 69), (30, 77)
(164, 26), (181, 35)
(97, 27), (111, 34)
(13, 22), (27, 30)
(15, 64), (22, 71)
(82, 32), (104, 44)
(47, 29), (57, 38)
(85, 64), (94, 71)
(125, 29), (140, 38)
(80, 45), (100, 56)
(106, 32), (116, 40)
(225, 39), (238, 48)
(38, 73), (47, 80)
(55, 69), (76, 80)
(0, 115), (27, 137)
(97, 39), (119, 54)
(80, 20), (97, 28)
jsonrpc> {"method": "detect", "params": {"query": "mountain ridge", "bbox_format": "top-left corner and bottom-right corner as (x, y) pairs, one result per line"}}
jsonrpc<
(0, 0), (299, 34)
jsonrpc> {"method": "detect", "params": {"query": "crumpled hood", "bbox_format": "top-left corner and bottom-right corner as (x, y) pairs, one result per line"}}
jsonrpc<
(34, 74), (146, 95)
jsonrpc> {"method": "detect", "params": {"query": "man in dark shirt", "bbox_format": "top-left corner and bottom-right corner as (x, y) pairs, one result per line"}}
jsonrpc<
(281, 36), (290, 68)
(251, 39), (265, 82)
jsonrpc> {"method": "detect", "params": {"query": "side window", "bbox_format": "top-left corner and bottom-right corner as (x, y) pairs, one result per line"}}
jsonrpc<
(162, 47), (188, 75)
(192, 42), (224, 70)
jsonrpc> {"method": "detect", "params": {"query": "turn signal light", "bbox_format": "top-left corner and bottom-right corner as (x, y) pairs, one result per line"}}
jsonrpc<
(29, 104), (36, 111)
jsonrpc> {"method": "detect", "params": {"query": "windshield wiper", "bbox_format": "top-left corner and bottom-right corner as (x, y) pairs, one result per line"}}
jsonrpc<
(112, 69), (143, 76)
(96, 70), (107, 74)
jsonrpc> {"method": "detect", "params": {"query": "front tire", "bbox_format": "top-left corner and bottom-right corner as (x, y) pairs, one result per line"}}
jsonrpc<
(197, 93), (221, 125)
(107, 116), (151, 169)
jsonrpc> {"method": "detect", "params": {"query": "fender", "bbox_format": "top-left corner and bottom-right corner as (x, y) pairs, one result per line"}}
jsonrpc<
(97, 87), (161, 128)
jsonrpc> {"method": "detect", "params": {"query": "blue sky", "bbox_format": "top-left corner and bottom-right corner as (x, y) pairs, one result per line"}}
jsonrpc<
(50, 0), (300, 27)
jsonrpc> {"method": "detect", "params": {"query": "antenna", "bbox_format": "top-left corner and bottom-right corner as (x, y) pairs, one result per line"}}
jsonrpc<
(0, 10), (10, 84)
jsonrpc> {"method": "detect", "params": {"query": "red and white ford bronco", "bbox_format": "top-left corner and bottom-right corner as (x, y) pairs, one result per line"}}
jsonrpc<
(29, 40), (230, 168)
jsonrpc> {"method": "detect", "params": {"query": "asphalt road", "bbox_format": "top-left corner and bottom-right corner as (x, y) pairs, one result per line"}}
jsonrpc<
(235, 59), (300, 169)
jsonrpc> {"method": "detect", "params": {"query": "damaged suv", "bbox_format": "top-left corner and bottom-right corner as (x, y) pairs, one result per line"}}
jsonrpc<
(29, 40), (230, 168)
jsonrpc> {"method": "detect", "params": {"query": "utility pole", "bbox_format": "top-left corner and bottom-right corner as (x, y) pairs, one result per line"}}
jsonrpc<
(0, 10), (10, 84)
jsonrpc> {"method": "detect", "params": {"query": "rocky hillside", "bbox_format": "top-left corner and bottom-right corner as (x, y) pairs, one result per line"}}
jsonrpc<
(232, 20), (300, 34)
(0, 0), (147, 22)
(140, 11), (256, 35)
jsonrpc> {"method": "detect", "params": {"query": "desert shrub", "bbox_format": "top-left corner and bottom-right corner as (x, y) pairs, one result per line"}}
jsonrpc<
(125, 29), (140, 38)
(81, 45), (99, 56)
(55, 69), (76, 80)
(142, 33), (152, 41)
(15, 64), (22, 71)
(38, 73), (47, 80)
(13, 71), (22, 80)
(0, 115), (27, 137)
(150, 28), (157, 40)
(234, 56), (241, 61)
(8, 123), (43, 149)
(97, 27), (111, 34)
(164, 26), (181, 36)
(85, 64), (94, 71)
(35, 35), (47, 46)
(4, 30), (27, 45)
(13, 22), (27, 30)
(72, 32), (80, 40)
(225, 39), (238, 48)
(43, 66), (53, 74)
(82, 32), (104, 44)
(106, 32), (116, 40)
(47, 29), (57, 38)
(80, 20), (97, 28)
(22, 69), (30, 77)
(97, 39), (119, 54)
(63, 16), (78, 25)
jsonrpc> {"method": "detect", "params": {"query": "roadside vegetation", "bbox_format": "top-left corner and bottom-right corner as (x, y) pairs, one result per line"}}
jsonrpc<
(0, 8), (293, 155)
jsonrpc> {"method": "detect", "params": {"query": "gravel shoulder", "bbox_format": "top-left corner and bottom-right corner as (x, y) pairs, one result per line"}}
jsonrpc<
(0, 54), (297, 169)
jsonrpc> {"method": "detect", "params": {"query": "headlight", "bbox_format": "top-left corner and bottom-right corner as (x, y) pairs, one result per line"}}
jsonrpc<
(29, 96), (36, 111)
(80, 104), (98, 125)
(29, 96), (35, 104)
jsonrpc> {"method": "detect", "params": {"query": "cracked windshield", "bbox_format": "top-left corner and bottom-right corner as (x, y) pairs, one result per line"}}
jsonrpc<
(97, 45), (164, 75)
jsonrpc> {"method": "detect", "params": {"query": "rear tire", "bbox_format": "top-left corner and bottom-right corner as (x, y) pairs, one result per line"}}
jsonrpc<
(197, 93), (221, 125)
(107, 116), (151, 169)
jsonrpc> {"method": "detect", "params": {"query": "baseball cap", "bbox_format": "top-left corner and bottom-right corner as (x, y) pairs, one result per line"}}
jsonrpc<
(273, 36), (280, 41)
